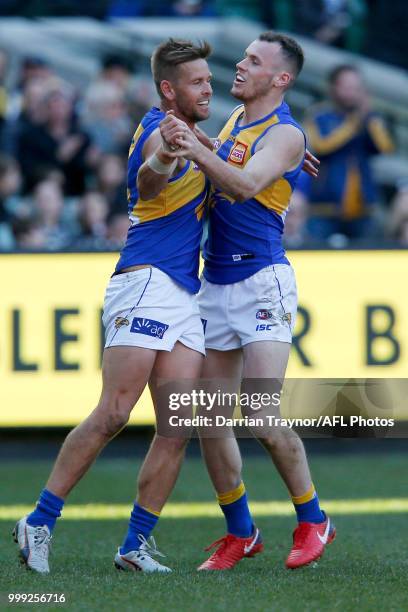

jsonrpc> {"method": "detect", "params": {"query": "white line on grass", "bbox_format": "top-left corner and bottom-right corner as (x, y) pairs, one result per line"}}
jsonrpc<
(1, 499), (408, 520)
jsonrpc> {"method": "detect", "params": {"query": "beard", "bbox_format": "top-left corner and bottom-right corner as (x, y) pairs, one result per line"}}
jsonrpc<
(231, 76), (273, 102)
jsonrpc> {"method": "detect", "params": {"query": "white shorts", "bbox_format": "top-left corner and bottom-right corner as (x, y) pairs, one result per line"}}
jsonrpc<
(102, 267), (205, 354)
(198, 264), (297, 350)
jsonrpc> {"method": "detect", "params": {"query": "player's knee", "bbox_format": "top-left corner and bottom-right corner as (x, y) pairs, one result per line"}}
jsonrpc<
(157, 435), (190, 455)
(259, 427), (301, 454)
(93, 392), (136, 437)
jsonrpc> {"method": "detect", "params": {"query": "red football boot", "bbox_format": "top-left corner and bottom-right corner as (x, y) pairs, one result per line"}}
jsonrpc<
(285, 515), (336, 569)
(198, 527), (264, 570)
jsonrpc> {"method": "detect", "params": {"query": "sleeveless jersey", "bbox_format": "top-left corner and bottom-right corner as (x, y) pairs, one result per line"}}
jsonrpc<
(116, 107), (207, 294)
(203, 101), (305, 284)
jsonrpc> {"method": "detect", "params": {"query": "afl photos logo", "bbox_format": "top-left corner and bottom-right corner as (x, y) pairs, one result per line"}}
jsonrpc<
(228, 141), (248, 165)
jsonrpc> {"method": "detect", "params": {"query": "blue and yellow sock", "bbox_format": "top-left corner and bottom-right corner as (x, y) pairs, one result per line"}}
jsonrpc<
(120, 503), (160, 554)
(26, 488), (64, 532)
(217, 482), (253, 538)
(292, 484), (325, 523)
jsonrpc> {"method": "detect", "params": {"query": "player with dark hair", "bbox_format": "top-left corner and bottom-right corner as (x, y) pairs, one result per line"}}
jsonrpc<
(161, 31), (335, 571)
(13, 38), (212, 574)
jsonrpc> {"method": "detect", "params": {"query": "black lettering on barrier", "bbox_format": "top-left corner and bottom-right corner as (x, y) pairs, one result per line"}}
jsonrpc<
(292, 306), (312, 366)
(12, 309), (39, 371)
(366, 305), (400, 366)
(54, 309), (80, 371)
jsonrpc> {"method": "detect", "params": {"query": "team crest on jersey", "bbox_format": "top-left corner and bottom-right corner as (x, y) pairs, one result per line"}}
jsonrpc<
(228, 141), (248, 165)
(115, 317), (130, 329)
(256, 309), (273, 320)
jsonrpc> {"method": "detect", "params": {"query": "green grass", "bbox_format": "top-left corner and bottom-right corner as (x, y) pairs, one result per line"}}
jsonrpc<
(1, 453), (407, 611)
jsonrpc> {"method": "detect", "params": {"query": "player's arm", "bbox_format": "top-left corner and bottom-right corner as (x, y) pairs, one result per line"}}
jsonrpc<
(137, 128), (181, 201)
(173, 123), (304, 202)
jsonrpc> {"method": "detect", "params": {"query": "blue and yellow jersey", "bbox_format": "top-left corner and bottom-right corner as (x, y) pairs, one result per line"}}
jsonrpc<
(203, 101), (305, 285)
(304, 104), (394, 220)
(115, 107), (207, 294)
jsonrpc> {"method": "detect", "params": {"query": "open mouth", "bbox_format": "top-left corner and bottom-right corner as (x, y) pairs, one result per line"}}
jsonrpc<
(197, 100), (210, 107)
(234, 73), (246, 83)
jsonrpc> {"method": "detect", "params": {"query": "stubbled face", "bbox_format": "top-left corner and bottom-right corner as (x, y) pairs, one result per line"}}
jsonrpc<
(232, 40), (291, 102)
(331, 70), (366, 111)
(165, 58), (212, 122)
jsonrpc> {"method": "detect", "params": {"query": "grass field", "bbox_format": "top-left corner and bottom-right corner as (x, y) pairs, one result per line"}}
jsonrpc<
(1, 452), (407, 611)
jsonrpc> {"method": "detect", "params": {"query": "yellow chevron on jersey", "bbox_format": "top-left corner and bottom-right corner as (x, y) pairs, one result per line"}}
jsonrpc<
(131, 161), (206, 224)
(213, 104), (292, 215)
(126, 111), (207, 224)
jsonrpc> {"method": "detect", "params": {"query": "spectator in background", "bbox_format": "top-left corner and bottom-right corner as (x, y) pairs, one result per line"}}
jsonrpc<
(17, 81), (99, 195)
(106, 212), (129, 249)
(7, 56), (54, 121)
(70, 191), (109, 250)
(283, 188), (312, 249)
(0, 49), (8, 144)
(303, 64), (394, 243)
(0, 154), (21, 250)
(388, 181), (408, 246)
(170, 0), (217, 17)
(82, 80), (132, 155)
(100, 54), (132, 93)
(2, 78), (50, 155)
(95, 153), (126, 216)
(11, 217), (46, 251)
(31, 178), (73, 249)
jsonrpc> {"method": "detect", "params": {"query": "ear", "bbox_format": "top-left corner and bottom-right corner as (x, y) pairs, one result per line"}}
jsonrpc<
(274, 71), (292, 88)
(160, 80), (176, 101)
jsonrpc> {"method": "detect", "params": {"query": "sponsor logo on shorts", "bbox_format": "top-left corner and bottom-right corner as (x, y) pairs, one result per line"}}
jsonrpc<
(228, 141), (248, 165)
(256, 323), (275, 331)
(256, 309), (273, 320)
(115, 317), (130, 329)
(130, 317), (169, 339)
(201, 318), (207, 333)
(282, 313), (292, 325)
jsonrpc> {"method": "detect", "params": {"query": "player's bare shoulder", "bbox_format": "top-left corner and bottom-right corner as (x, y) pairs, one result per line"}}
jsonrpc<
(256, 123), (304, 171)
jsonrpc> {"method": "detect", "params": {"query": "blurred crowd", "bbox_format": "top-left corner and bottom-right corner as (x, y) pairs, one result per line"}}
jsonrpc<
(0, 1), (406, 69)
(0, 52), (155, 252)
(284, 64), (408, 250)
(0, 48), (406, 253)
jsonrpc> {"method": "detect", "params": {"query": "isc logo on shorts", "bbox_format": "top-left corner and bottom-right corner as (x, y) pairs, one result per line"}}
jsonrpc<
(256, 323), (275, 331)
(130, 317), (169, 339)
(228, 141), (248, 165)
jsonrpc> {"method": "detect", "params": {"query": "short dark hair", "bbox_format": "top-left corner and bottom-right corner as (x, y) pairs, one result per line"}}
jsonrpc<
(258, 31), (304, 77)
(328, 64), (360, 85)
(151, 38), (212, 97)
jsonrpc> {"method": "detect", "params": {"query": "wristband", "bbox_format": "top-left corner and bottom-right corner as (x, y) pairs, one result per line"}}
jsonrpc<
(147, 152), (177, 175)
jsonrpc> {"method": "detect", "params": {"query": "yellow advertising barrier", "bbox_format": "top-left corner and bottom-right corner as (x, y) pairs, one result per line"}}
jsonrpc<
(0, 252), (407, 426)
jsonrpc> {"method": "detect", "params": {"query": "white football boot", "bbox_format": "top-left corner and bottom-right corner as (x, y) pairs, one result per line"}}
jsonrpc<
(12, 516), (51, 574)
(114, 535), (171, 573)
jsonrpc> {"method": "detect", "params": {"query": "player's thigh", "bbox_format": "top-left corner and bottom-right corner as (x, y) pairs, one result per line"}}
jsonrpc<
(201, 348), (243, 379)
(101, 345), (156, 406)
(241, 341), (289, 425)
(243, 340), (291, 379)
(150, 341), (203, 436)
(151, 340), (203, 379)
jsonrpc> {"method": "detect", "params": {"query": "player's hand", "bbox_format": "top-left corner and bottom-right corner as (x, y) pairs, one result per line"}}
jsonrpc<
(193, 125), (213, 151)
(160, 111), (189, 150)
(302, 149), (320, 178)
